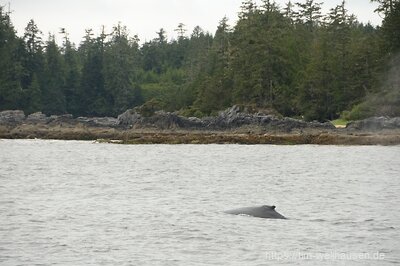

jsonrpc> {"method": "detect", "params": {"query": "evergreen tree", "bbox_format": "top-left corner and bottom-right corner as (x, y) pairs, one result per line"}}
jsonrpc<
(174, 23), (187, 40)
(370, 0), (397, 16)
(296, 0), (323, 30)
(380, 0), (400, 53)
(283, 1), (295, 21)
(24, 19), (42, 55)
(41, 34), (66, 115)
(22, 19), (45, 114)
(156, 28), (167, 44)
(103, 23), (142, 115)
(0, 2), (393, 120)
(239, 0), (258, 19)
(78, 28), (109, 116)
(194, 17), (232, 114)
(0, 6), (26, 111)
(26, 73), (42, 113)
(60, 28), (81, 115)
(231, 3), (292, 109)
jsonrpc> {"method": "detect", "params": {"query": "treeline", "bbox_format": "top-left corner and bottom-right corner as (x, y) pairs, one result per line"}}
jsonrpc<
(0, 1), (399, 121)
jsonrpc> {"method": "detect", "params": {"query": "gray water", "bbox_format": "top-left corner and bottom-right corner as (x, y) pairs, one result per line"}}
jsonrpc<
(0, 139), (399, 265)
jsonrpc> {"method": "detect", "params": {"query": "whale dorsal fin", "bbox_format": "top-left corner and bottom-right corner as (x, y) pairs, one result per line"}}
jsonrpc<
(262, 205), (276, 210)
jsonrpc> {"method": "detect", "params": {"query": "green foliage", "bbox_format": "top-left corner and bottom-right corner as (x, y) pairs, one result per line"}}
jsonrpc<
(41, 35), (66, 115)
(331, 118), (349, 127)
(0, 1), (397, 122)
(380, 1), (400, 53)
(136, 98), (163, 117)
(103, 23), (141, 115)
(178, 107), (205, 118)
(0, 7), (26, 110)
(26, 73), (41, 113)
(345, 55), (400, 121)
(345, 102), (374, 120)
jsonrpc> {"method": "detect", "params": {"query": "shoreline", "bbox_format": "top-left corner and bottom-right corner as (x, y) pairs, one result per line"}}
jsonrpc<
(1, 109), (400, 145)
(1, 124), (400, 145)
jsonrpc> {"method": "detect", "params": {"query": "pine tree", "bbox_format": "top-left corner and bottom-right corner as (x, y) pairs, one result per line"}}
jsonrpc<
(26, 73), (42, 113)
(24, 20), (42, 54)
(174, 23), (187, 40)
(103, 23), (141, 115)
(239, 0), (258, 19)
(60, 28), (81, 116)
(283, 1), (295, 20)
(78, 28), (109, 116)
(380, 0), (400, 53)
(370, 0), (397, 16)
(21, 19), (45, 113)
(194, 17), (232, 114)
(0, 6), (26, 111)
(41, 34), (66, 115)
(156, 28), (167, 44)
(296, 0), (323, 30)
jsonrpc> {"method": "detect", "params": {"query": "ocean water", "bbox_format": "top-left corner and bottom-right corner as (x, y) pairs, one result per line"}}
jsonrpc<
(0, 139), (399, 265)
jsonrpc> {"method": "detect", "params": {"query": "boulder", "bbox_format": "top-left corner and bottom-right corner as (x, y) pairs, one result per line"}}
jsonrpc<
(77, 117), (119, 127)
(205, 105), (260, 128)
(202, 106), (335, 131)
(26, 112), (49, 123)
(0, 110), (25, 124)
(115, 105), (335, 131)
(118, 109), (204, 129)
(118, 109), (143, 126)
(44, 114), (75, 125)
(346, 117), (400, 131)
(146, 111), (183, 129)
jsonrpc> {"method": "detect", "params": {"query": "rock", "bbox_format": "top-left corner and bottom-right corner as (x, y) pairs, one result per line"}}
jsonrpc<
(0, 110), (25, 124)
(26, 112), (49, 123)
(147, 111), (183, 129)
(76, 116), (119, 127)
(346, 117), (400, 131)
(117, 108), (205, 129)
(200, 106), (335, 131)
(88, 117), (119, 127)
(44, 114), (76, 125)
(49, 114), (73, 122)
(206, 105), (260, 128)
(0, 106), (337, 132)
(118, 109), (143, 126)
(117, 105), (326, 131)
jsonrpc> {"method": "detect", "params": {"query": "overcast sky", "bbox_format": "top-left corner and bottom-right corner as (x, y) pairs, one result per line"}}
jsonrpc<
(2, 0), (381, 45)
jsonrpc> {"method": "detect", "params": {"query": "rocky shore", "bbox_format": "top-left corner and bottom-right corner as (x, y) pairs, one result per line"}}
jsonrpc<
(1, 107), (400, 145)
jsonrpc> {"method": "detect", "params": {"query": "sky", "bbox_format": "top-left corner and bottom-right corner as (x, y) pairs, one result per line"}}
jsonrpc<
(2, 0), (381, 45)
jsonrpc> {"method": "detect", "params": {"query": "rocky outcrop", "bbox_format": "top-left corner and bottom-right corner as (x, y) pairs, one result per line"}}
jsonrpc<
(1, 109), (400, 145)
(76, 117), (119, 127)
(117, 109), (143, 126)
(26, 112), (50, 123)
(204, 106), (334, 131)
(346, 117), (400, 131)
(117, 106), (335, 132)
(0, 110), (25, 124)
(0, 110), (119, 128)
(118, 109), (204, 129)
(26, 113), (74, 125)
(11, 108), (400, 133)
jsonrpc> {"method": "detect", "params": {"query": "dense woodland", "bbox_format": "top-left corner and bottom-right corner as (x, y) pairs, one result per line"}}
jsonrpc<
(0, 0), (399, 121)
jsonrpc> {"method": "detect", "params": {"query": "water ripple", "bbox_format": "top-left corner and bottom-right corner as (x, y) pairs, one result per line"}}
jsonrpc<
(0, 140), (399, 265)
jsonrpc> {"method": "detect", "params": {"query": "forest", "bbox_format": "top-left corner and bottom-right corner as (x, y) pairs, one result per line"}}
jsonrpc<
(0, 0), (399, 121)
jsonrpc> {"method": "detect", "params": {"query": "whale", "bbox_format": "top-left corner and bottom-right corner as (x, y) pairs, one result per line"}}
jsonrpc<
(225, 205), (286, 219)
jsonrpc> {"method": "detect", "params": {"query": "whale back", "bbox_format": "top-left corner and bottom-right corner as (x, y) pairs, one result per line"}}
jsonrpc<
(225, 205), (286, 219)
